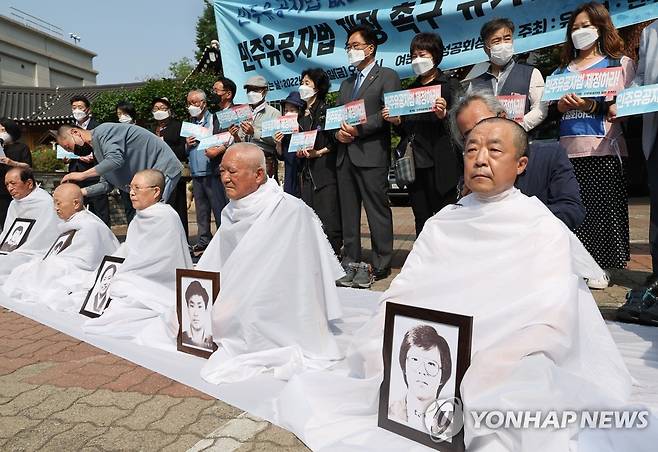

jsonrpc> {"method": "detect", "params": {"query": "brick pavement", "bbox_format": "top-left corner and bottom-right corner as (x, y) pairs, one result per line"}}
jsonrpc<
(0, 199), (653, 450)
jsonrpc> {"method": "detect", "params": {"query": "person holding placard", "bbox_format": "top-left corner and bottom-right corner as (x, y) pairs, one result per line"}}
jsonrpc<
(383, 32), (461, 236)
(295, 68), (342, 256)
(185, 89), (226, 255)
(467, 18), (548, 133)
(238, 75), (281, 180)
(151, 97), (190, 238)
(0, 118), (32, 228)
(335, 25), (401, 288)
(274, 91), (306, 197)
(548, 2), (636, 289)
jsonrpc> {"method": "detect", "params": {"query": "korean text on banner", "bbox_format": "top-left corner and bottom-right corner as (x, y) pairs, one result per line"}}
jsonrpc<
(498, 95), (526, 123)
(384, 85), (441, 117)
(216, 105), (253, 129)
(180, 122), (213, 139)
(213, 1), (658, 102)
(616, 84), (658, 118)
(288, 130), (318, 153)
(197, 132), (233, 151)
(542, 67), (624, 101)
(262, 114), (300, 137)
(325, 99), (367, 130)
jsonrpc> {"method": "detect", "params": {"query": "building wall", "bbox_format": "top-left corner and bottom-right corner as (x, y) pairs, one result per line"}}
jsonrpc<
(0, 15), (97, 87)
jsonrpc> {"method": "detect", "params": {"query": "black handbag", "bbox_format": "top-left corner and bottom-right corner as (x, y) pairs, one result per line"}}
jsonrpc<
(395, 134), (416, 187)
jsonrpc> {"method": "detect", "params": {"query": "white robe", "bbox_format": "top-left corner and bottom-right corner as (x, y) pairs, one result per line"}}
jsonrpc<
(0, 187), (61, 282)
(273, 188), (639, 452)
(197, 177), (344, 384)
(83, 202), (192, 349)
(2, 209), (119, 310)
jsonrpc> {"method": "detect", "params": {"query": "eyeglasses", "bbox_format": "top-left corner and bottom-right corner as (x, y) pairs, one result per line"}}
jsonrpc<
(152, 105), (169, 111)
(407, 355), (441, 377)
(344, 42), (369, 51)
(125, 184), (157, 192)
(213, 89), (227, 94)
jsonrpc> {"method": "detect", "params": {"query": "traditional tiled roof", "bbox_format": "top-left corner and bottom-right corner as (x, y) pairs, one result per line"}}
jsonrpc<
(0, 82), (145, 125)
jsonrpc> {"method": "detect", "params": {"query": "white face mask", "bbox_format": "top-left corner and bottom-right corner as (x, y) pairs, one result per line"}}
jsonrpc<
(153, 110), (170, 121)
(118, 115), (132, 124)
(188, 105), (203, 117)
(0, 131), (11, 145)
(411, 56), (435, 76)
(489, 42), (515, 66)
(347, 49), (367, 66)
(72, 108), (87, 121)
(571, 27), (599, 50)
(247, 91), (264, 105)
(298, 84), (316, 101)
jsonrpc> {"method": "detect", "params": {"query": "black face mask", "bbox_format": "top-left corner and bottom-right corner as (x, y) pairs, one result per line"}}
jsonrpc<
(73, 142), (93, 156)
(208, 92), (221, 106)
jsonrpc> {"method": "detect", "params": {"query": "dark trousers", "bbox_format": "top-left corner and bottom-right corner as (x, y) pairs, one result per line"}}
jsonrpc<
(337, 154), (393, 270)
(193, 174), (227, 248)
(301, 176), (342, 256)
(408, 167), (457, 237)
(0, 196), (10, 228)
(648, 135), (658, 273)
(120, 191), (136, 224)
(85, 194), (111, 227)
(167, 178), (189, 239)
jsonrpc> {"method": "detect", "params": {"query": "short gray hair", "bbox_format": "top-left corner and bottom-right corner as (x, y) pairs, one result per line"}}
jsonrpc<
(187, 89), (206, 101)
(448, 90), (507, 148)
(468, 117), (529, 158)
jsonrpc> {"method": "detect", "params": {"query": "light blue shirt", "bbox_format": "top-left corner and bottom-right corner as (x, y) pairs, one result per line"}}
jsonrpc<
(187, 109), (217, 177)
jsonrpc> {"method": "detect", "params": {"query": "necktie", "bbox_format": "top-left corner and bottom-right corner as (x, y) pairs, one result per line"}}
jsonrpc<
(351, 72), (363, 99)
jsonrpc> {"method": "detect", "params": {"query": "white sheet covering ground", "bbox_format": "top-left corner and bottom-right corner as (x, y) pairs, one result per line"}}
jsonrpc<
(1, 289), (657, 451)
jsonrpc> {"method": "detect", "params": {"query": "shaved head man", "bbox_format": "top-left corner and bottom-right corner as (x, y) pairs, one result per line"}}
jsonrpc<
(53, 183), (84, 221)
(219, 143), (267, 200)
(463, 117), (528, 197)
(128, 169), (165, 210)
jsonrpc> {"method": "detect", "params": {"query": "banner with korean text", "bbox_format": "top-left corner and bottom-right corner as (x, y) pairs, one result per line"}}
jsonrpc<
(214, 1), (658, 102)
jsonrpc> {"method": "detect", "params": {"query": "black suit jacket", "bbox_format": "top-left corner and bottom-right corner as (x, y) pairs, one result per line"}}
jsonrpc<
(516, 141), (585, 230)
(154, 118), (187, 163)
(336, 63), (401, 168)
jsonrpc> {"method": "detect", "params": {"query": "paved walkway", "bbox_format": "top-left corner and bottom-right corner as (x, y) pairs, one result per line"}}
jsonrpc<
(0, 198), (653, 450)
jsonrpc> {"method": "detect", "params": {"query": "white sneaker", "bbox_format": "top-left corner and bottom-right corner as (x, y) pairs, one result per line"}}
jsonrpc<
(586, 271), (610, 290)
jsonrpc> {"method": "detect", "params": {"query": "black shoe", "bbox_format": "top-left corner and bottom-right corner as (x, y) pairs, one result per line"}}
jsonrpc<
(373, 267), (391, 281)
(617, 289), (655, 323)
(639, 302), (658, 326)
(352, 263), (374, 289)
(336, 263), (358, 287)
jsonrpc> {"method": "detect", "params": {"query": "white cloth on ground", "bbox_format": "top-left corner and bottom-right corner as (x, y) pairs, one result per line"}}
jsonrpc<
(83, 202), (192, 349)
(2, 209), (119, 310)
(273, 188), (639, 452)
(197, 177), (344, 384)
(0, 187), (61, 282)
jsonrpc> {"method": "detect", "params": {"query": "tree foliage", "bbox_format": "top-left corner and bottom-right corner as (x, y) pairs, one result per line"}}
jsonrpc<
(168, 57), (195, 79)
(195, 0), (218, 60)
(90, 73), (217, 126)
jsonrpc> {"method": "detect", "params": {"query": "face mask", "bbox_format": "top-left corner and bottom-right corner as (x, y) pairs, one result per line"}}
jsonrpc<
(118, 115), (132, 124)
(247, 91), (264, 105)
(71, 135), (93, 156)
(298, 84), (316, 101)
(0, 131), (11, 145)
(153, 110), (170, 121)
(571, 27), (599, 50)
(208, 92), (221, 105)
(411, 56), (435, 76)
(72, 109), (87, 121)
(188, 105), (203, 117)
(489, 42), (515, 66)
(348, 49), (366, 66)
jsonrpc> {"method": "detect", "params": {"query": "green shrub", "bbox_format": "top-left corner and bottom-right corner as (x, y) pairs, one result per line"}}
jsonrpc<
(32, 145), (66, 172)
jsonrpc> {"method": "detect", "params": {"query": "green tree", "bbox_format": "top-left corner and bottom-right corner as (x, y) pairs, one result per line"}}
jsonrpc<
(168, 57), (195, 79)
(195, 0), (219, 60)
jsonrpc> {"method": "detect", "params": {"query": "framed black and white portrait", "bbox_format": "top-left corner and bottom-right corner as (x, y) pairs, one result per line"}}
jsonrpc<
(43, 230), (77, 260)
(0, 218), (36, 254)
(79, 256), (125, 318)
(176, 269), (219, 358)
(378, 302), (472, 451)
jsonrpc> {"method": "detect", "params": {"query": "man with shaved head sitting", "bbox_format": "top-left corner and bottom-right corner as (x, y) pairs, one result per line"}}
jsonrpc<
(82, 169), (192, 348)
(3, 183), (119, 308)
(197, 143), (344, 383)
(0, 168), (61, 281)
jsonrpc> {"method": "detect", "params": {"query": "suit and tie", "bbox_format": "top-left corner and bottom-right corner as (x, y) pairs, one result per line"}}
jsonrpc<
(336, 61), (401, 273)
